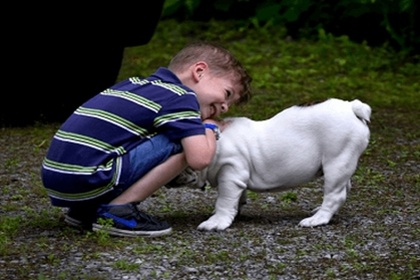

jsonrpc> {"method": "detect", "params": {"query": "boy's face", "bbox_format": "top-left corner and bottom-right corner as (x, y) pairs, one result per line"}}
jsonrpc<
(195, 73), (241, 120)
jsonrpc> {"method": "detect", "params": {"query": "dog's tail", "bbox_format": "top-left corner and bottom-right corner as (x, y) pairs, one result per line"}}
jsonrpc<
(351, 99), (371, 125)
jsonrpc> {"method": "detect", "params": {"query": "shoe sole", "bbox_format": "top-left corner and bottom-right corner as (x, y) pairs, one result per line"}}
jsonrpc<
(92, 224), (172, 237)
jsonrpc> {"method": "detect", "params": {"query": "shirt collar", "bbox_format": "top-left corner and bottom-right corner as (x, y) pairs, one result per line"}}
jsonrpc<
(150, 67), (182, 84)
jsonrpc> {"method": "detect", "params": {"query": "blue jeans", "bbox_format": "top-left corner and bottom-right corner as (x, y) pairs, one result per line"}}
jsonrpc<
(125, 134), (183, 188)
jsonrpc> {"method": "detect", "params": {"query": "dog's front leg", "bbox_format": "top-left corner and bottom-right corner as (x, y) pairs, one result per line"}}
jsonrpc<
(197, 181), (245, 231)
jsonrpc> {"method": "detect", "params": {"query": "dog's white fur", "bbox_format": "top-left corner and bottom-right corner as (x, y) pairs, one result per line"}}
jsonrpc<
(196, 98), (371, 231)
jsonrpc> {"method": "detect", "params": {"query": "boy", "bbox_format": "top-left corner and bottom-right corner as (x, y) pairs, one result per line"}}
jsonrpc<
(41, 41), (252, 237)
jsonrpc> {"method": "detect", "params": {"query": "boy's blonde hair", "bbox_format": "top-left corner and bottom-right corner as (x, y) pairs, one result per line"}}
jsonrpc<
(168, 41), (252, 105)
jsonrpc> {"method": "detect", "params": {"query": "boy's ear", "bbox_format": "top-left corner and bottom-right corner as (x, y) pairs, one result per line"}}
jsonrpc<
(193, 61), (208, 81)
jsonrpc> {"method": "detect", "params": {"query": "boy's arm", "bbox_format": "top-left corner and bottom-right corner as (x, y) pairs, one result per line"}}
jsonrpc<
(181, 124), (218, 171)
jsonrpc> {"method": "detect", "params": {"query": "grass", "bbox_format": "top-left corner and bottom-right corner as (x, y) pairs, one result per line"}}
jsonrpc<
(1, 19), (419, 279)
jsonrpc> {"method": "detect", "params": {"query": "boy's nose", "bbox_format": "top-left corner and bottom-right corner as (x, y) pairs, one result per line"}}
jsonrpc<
(221, 103), (228, 113)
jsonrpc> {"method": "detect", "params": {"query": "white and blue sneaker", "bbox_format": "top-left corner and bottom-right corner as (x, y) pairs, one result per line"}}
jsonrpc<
(92, 203), (172, 237)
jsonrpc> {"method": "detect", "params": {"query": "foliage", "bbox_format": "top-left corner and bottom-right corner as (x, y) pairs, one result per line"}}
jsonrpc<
(162, 0), (419, 56)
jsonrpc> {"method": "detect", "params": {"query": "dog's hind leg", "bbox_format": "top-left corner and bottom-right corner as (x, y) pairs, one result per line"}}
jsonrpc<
(299, 179), (350, 227)
(310, 180), (352, 214)
(299, 155), (358, 227)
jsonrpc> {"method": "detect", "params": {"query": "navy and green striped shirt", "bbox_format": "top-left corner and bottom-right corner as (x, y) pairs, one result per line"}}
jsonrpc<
(41, 67), (205, 206)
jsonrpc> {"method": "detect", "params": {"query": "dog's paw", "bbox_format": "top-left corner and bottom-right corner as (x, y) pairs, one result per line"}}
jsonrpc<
(298, 208), (334, 227)
(197, 215), (233, 231)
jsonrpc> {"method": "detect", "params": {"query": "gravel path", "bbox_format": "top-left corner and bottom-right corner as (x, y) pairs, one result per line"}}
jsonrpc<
(1, 110), (419, 279)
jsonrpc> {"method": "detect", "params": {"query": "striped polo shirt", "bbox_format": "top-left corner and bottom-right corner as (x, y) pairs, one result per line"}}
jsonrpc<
(41, 67), (205, 206)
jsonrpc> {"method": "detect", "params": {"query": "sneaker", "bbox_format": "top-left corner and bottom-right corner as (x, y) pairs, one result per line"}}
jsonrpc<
(92, 203), (172, 237)
(64, 207), (97, 230)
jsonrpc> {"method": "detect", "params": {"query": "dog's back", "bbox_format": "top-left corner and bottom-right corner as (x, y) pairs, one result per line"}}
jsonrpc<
(275, 98), (370, 129)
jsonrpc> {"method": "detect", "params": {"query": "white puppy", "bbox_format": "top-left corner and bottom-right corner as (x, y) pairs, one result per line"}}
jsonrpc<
(196, 98), (371, 231)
